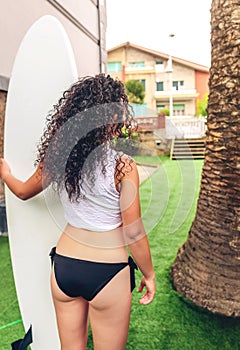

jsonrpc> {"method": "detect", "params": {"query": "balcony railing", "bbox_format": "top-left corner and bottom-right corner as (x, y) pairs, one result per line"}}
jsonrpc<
(125, 66), (155, 73)
(125, 65), (167, 73)
(166, 116), (207, 139)
(155, 88), (198, 99)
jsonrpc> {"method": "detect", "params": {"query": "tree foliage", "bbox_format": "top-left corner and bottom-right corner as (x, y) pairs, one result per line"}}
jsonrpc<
(196, 93), (208, 116)
(125, 80), (145, 104)
(158, 108), (170, 116)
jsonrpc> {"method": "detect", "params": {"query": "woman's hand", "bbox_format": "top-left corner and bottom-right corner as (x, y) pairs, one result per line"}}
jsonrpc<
(0, 158), (11, 181)
(0, 158), (44, 200)
(138, 276), (156, 305)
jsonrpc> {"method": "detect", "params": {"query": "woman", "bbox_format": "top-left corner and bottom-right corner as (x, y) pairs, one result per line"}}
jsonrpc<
(0, 74), (156, 350)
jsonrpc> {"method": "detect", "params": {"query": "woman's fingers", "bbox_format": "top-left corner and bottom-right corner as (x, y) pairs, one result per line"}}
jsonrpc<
(139, 291), (155, 305)
(138, 277), (156, 305)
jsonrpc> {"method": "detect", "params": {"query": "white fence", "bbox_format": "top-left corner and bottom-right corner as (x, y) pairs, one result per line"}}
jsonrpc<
(166, 116), (207, 139)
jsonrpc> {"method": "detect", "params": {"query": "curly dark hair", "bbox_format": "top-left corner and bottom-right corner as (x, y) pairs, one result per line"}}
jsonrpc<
(36, 73), (135, 201)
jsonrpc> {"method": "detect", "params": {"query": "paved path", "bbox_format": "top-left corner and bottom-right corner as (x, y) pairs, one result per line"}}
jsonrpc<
(137, 164), (158, 184)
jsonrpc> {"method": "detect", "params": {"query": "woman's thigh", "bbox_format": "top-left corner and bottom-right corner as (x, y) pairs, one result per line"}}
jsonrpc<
(50, 268), (89, 350)
(89, 266), (132, 350)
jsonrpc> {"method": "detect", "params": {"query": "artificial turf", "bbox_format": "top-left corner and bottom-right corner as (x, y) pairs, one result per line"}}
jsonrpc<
(0, 157), (240, 349)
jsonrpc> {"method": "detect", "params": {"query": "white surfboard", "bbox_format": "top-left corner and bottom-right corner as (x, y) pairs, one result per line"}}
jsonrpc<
(4, 15), (78, 349)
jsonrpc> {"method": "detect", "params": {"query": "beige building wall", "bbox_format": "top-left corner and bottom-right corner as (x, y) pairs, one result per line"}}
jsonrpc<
(173, 64), (195, 88)
(108, 47), (127, 67)
(125, 47), (154, 66)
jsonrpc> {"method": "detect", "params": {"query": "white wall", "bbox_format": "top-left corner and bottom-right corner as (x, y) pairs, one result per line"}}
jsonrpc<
(0, 0), (106, 80)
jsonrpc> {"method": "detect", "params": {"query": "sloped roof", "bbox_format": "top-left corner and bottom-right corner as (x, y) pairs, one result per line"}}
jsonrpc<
(108, 42), (210, 72)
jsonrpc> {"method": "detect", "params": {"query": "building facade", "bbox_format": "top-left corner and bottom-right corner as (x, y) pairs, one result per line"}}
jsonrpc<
(0, 0), (107, 201)
(108, 42), (209, 117)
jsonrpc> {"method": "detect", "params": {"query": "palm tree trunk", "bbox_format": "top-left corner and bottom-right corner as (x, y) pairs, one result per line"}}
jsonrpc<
(171, 0), (240, 316)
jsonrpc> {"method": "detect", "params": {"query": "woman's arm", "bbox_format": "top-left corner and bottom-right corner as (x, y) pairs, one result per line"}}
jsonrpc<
(120, 159), (156, 304)
(0, 158), (45, 200)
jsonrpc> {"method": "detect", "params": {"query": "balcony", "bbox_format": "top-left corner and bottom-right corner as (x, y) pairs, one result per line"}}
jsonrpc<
(125, 66), (155, 74)
(155, 88), (198, 100)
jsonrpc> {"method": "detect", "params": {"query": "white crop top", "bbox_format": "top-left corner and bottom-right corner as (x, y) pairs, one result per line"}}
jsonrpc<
(59, 149), (122, 232)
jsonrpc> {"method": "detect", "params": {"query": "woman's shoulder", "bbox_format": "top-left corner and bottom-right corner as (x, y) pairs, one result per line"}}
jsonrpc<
(115, 152), (138, 183)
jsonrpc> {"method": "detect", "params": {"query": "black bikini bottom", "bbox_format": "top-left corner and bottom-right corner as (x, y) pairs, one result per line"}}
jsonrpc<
(49, 247), (138, 301)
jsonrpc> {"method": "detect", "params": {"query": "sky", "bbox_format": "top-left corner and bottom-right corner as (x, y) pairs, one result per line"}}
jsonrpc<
(105, 0), (212, 67)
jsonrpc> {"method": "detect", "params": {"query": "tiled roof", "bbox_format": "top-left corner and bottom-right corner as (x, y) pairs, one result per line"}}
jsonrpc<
(108, 42), (210, 72)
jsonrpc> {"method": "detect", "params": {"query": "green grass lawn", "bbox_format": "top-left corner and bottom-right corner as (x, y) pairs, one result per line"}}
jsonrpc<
(1, 157), (240, 349)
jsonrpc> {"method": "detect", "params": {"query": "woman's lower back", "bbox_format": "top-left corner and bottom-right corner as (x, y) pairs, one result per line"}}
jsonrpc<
(56, 223), (129, 263)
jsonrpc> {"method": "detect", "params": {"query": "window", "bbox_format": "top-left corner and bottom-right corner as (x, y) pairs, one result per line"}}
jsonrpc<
(156, 81), (164, 91)
(155, 60), (164, 72)
(157, 104), (165, 112)
(139, 79), (146, 90)
(107, 62), (122, 72)
(173, 104), (185, 116)
(173, 80), (184, 90)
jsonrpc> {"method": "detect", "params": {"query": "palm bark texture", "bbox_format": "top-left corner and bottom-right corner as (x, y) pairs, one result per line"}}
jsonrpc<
(171, 0), (240, 316)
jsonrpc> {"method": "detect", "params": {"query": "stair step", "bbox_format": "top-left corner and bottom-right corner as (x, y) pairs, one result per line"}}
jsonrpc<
(171, 138), (206, 160)
(173, 147), (205, 151)
(172, 155), (205, 159)
(175, 139), (205, 143)
(172, 152), (205, 155)
(174, 144), (205, 148)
